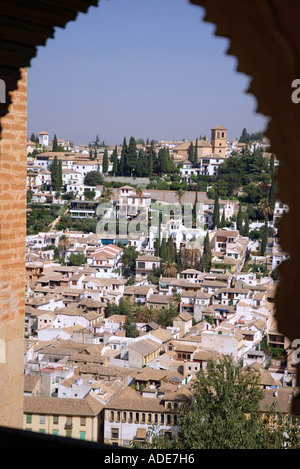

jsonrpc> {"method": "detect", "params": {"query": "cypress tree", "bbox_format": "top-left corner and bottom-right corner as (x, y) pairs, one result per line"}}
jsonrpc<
(188, 142), (194, 163)
(260, 218), (268, 256)
(213, 191), (220, 228)
(239, 128), (249, 143)
(58, 160), (63, 190)
(270, 153), (275, 176)
(136, 148), (145, 177)
(126, 136), (138, 177)
(268, 177), (277, 212)
(94, 149), (97, 160)
(146, 144), (153, 177)
(89, 149), (93, 160)
(160, 237), (167, 261)
(158, 147), (173, 174)
(194, 138), (198, 167)
(202, 232), (212, 272)
(243, 214), (250, 237)
(166, 236), (175, 263)
(237, 204), (243, 233)
(102, 148), (109, 174)
(151, 140), (158, 174)
(155, 211), (162, 257)
(192, 191), (198, 225)
(220, 207), (226, 228)
(52, 134), (58, 152)
(50, 156), (59, 191)
(119, 137), (127, 176)
(111, 145), (118, 175)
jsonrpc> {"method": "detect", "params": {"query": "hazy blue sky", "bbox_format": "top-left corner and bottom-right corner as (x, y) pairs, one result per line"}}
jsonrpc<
(27, 0), (268, 146)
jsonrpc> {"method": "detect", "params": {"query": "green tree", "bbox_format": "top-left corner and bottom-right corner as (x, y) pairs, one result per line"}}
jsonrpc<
(155, 211), (162, 257)
(50, 156), (61, 191)
(111, 145), (118, 175)
(126, 136), (138, 176)
(236, 204), (243, 233)
(158, 147), (174, 175)
(239, 127), (249, 143)
(125, 316), (138, 338)
(119, 137), (127, 176)
(121, 245), (139, 276)
(268, 177), (277, 213)
(192, 191), (198, 225)
(176, 357), (266, 449)
(58, 234), (70, 259)
(172, 355), (300, 450)
(213, 191), (220, 228)
(102, 148), (109, 174)
(220, 207), (226, 228)
(52, 134), (58, 152)
(93, 134), (100, 148)
(136, 148), (146, 177)
(260, 217), (268, 256)
(58, 160), (63, 190)
(84, 171), (103, 186)
(242, 213), (250, 237)
(201, 232), (212, 272)
(194, 138), (198, 167)
(148, 147), (153, 177)
(188, 141), (194, 163)
(270, 153), (275, 176)
(162, 260), (177, 278)
(27, 190), (33, 204)
(69, 253), (86, 266)
(84, 189), (95, 200)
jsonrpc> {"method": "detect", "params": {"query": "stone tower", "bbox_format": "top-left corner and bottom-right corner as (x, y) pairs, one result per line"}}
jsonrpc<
(211, 125), (227, 158)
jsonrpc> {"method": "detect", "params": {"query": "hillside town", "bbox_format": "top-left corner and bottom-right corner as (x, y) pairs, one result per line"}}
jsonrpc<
(23, 125), (295, 446)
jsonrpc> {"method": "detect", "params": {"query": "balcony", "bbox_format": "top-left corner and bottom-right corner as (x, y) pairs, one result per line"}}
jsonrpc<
(64, 423), (73, 430)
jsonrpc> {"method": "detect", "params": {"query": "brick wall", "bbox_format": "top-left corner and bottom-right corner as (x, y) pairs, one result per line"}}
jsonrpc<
(0, 68), (27, 428)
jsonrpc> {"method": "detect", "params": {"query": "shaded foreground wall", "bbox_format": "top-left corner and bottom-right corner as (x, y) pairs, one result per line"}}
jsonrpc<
(0, 69), (27, 428)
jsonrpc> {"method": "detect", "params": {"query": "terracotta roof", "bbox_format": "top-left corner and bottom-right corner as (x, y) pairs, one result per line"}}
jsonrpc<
(137, 254), (161, 262)
(211, 125), (227, 130)
(259, 387), (295, 414)
(174, 312), (193, 322)
(129, 339), (161, 356)
(23, 395), (103, 416)
(107, 386), (165, 412)
(147, 294), (171, 304)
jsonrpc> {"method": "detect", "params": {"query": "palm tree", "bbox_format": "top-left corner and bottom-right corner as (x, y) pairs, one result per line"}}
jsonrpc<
(134, 304), (154, 323)
(176, 188), (186, 205)
(135, 186), (143, 197)
(170, 292), (181, 311)
(182, 246), (201, 269)
(258, 200), (273, 219)
(58, 234), (70, 259)
(102, 186), (113, 199)
(162, 261), (178, 277)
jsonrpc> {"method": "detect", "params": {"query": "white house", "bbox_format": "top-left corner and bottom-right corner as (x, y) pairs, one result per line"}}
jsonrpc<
(38, 131), (49, 147)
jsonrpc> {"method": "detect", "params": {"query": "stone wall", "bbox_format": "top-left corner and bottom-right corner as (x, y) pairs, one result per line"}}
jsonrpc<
(0, 68), (27, 428)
